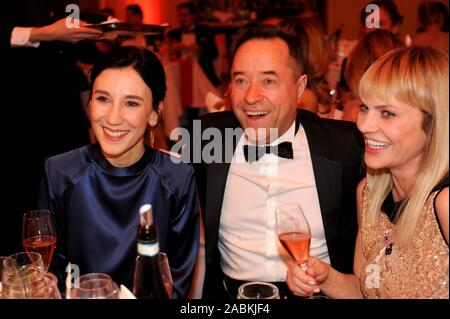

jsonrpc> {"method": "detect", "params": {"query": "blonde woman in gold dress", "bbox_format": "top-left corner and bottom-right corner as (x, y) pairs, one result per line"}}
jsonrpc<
(286, 46), (449, 299)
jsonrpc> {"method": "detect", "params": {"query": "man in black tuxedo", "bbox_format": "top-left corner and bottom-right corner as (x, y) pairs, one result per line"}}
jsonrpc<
(193, 23), (365, 299)
(167, 2), (220, 87)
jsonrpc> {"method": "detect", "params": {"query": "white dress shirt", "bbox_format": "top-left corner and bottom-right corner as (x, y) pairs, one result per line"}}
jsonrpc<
(11, 27), (40, 47)
(181, 31), (196, 47)
(219, 121), (330, 282)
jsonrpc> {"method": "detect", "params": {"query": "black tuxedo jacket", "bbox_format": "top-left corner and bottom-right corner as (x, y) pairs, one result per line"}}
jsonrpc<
(168, 23), (220, 87)
(193, 110), (365, 299)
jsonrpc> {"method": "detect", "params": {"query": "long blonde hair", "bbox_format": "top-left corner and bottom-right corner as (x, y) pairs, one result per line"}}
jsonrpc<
(359, 46), (449, 246)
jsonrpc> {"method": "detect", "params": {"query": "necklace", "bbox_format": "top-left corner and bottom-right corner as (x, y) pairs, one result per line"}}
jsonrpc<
(383, 229), (394, 256)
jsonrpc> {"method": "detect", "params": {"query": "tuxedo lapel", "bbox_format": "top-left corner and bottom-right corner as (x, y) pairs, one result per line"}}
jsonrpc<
(308, 154), (342, 262)
(204, 162), (230, 263)
(203, 112), (242, 264)
(298, 110), (344, 265)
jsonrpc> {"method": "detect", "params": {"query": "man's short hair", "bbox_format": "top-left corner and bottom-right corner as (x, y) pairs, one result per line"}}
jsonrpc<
(126, 4), (143, 18)
(177, 2), (197, 15)
(230, 22), (304, 78)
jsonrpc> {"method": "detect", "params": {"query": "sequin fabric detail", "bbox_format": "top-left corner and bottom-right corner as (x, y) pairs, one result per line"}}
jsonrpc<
(360, 185), (449, 299)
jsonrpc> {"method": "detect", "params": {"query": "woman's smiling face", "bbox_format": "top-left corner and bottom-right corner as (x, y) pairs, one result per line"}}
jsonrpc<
(357, 96), (428, 175)
(89, 67), (158, 167)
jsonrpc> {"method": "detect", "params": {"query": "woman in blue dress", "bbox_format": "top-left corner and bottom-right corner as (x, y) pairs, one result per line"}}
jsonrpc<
(39, 46), (199, 298)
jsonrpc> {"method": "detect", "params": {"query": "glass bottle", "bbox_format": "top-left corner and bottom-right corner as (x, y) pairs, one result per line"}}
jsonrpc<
(132, 204), (170, 299)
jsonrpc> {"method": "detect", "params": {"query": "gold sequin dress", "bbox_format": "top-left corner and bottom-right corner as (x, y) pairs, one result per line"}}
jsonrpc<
(360, 185), (449, 299)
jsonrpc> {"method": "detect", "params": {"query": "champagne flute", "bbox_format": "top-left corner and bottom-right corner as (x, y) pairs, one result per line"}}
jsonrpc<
(22, 210), (57, 272)
(275, 203), (311, 269)
(159, 252), (173, 297)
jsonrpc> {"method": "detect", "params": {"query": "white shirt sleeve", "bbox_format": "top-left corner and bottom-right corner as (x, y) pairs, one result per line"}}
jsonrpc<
(11, 27), (40, 48)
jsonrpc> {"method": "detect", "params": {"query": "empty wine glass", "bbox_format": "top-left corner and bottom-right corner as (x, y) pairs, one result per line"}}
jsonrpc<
(159, 252), (173, 297)
(1, 252), (58, 299)
(275, 203), (311, 269)
(71, 273), (119, 299)
(22, 210), (57, 271)
(237, 281), (280, 299)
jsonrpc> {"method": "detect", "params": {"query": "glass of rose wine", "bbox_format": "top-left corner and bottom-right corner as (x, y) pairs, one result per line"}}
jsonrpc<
(275, 203), (311, 269)
(22, 210), (57, 272)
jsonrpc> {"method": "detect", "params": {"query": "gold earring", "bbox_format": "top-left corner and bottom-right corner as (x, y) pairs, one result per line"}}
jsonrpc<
(148, 126), (155, 147)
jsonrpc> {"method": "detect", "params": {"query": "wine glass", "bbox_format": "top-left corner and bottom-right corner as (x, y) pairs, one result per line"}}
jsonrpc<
(275, 203), (311, 269)
(237, 281), (280, 299)
(1, 252), (61, 299)
(71, 273), (119, 299)
(159, 252), (173, 297)
(22, 210), (57, 272)
(0, 256), (7, 297)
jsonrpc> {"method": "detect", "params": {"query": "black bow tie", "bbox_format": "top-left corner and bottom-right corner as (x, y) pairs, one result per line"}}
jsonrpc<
(243, 141), (294, 163)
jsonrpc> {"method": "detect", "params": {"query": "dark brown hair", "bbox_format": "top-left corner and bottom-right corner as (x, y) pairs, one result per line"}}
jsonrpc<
(231, 22), (304, 78)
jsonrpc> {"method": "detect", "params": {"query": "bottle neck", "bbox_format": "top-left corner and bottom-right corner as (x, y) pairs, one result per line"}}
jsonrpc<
(137, 241), (159, 257)
(137, 223), (159, 257)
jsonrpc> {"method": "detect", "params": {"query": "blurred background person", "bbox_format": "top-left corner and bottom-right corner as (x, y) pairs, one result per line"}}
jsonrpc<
(360, 0), (404, 36)
(92, 7), (117, 55)
(280, 17), (341, 119)
(341, 29), (404, 122)
(287, 46), (449, 299)
(412, 1), (449, 52)
(0, 0), (103, 256)
(100, 7), (116, 20)
(338, 0), (404, 103)
(125, 4), (143, 24)
(168, 2), (220, 87)
(119, 4), (147, 48)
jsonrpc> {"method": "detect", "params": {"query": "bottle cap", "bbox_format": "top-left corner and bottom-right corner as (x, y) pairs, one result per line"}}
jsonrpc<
(139, 204), (152, 215)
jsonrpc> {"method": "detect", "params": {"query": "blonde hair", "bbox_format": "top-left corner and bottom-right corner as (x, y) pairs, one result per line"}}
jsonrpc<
(359, 46), (449, 246)
(345, 29), (404, 97)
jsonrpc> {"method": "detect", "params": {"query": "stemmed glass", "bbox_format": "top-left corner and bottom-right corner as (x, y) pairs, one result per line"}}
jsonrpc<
(1, 252), (61, 299)
(275, 203), (311, 269)
(0, 256), (7, 297)
(71, 273), (119, 299)
(159, 252), (173, 297)
(237, 281), (280, 299)
(22, 210), (57, 272)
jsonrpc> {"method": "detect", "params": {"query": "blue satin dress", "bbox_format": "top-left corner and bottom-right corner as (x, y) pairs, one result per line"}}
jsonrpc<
(38, 143), (200, 298)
